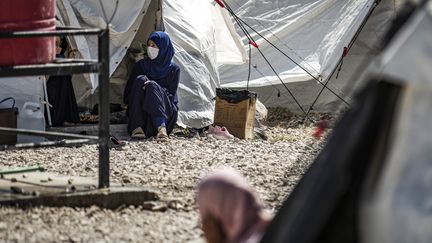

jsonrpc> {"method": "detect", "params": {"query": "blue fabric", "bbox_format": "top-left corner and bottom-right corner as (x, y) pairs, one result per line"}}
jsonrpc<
(152, 116), (166, 128)
(125, 66), (180, 136)
(123, 62), (180, 106)
(138, 31), (175, 80)
(123, 31), (180, 137)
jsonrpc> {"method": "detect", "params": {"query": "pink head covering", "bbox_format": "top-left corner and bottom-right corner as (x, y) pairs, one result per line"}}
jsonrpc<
(197, 168), (270, 243)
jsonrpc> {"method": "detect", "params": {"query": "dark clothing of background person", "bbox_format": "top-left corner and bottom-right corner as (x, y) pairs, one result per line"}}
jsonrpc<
(46, 54), (79, 126)
(123, 63), (180, 137)
(123, 31), (180, 137)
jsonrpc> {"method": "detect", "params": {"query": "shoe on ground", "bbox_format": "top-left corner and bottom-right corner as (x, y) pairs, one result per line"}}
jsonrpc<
(131, 127), (146, 139)
(156, 126), (168, 141)
(218, 126), (234, 139)
(207, 125), (234, 140)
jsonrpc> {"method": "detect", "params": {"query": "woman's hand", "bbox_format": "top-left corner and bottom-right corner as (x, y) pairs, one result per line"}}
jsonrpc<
(67, 49), (78, 58)
(142, 76), (150, 90)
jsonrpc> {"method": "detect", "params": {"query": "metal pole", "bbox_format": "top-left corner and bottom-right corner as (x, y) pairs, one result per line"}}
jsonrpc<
(42, 76), (52, 126)
(0, 139), (96, 151)
(0, 127), (98, 140)
(0, 166), (45, 175)
(98, 28), (110, 188)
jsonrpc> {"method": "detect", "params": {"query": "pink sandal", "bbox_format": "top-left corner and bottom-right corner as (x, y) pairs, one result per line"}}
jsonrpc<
(208, 125), (234, 140)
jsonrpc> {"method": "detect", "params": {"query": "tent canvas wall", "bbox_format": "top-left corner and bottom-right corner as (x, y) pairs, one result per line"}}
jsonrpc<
(220, 0), (405, 113)
(55, 0), (245, 128)
(65, 0), (404, 121)
(0, 0), (404, 131)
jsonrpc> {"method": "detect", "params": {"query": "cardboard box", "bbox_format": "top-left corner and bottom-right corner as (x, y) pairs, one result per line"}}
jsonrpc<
(214, 90), (256, 139)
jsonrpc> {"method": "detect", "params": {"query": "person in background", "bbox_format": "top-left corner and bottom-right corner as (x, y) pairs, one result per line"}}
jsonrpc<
(196, 168), (272, 243)
(46, 36), (79, 126)
(123, 31), (180, 140)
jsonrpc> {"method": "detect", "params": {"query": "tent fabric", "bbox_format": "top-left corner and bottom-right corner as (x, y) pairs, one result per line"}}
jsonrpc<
(219, 0), (377, 88)
(1, 0), (402, 128)
(163, 0), (220, 128)
(56, 0), (245, 128)
(162, 0), (246, 128)
(56, 0), (398, 126)
(57, 0), (151, 101)
(219, 0), (400, 113)
(0, 76), (46, 142)
(0, 76), (45, 115)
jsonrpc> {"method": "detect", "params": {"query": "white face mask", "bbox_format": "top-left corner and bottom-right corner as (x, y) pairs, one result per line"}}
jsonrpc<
(147, 46), (159, 60)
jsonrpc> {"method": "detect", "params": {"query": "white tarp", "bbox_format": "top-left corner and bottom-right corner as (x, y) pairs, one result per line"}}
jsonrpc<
(55, 0), (245, 127)
(0, 77), (44, 112)
(220, 0), (377, 87)
(1, 0), (401, 129)
(219, 0), (384, 111)
(0, 76), (45, 140)
(163, 0), (246, 127)
(57, 0), (151, 102)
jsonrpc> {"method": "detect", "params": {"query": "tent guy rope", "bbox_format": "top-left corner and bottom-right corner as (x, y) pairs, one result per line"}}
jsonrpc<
(217, 0), (310, 118)
(303, 0), (382, 122)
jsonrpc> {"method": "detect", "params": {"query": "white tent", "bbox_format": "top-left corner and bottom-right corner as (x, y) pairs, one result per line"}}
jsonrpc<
(0, 0), (403, 130)
(220, 0), (404, 112)
(56, 0), (245, 128)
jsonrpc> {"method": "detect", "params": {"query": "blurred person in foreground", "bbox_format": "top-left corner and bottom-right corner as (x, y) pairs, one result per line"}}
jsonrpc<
(197, 168), (272, 243)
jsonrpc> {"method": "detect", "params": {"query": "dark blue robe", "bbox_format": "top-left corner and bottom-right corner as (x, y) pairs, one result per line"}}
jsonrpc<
(46, 53), (80, 127)
(46, 74), (79, 126)
(123, 60), (180, 137)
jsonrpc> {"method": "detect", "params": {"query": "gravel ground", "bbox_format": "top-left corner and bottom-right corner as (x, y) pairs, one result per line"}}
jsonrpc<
(0, 109), (331, 242)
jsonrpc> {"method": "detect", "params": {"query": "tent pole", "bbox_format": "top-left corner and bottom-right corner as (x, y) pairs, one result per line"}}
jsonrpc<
(302, 0), (382, 122)
(42, 76), (52, 126)
(98, 27), (110, 189)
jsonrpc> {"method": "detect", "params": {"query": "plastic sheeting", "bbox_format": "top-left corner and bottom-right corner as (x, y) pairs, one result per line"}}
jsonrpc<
(56, 0), (396, 126)
(219, 0), (376, 86)
(218, 0), (385, 112)
(162, 0), (246, 127)
(57, 0), (151, 100)
(55, 0), (245, 128)
(1, 0), (399, 128)
(0, 76), (45, 120)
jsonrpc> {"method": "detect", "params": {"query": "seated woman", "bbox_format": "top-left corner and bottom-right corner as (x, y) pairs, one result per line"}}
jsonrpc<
(46, 36), (80, 126)
(123, 31), (180, 139)
(197, 168), (272, 243)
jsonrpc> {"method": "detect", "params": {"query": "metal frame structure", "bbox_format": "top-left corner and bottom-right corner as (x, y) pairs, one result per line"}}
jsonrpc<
(0, 26), (110, 188)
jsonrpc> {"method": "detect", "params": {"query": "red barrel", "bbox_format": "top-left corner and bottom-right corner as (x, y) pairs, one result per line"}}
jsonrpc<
(0, 0), (56, 66)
